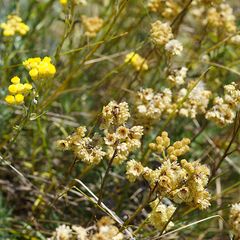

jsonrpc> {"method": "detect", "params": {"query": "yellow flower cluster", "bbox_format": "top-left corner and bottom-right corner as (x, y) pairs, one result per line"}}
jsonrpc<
(59, 0), (67, 5)
(149, 199), (176, 231)
(57, 126), (106, 165)
(101, 101), (144, 165)
(126, 132), (211, 210)
(0, 15), (29, 37)
(206, 82), (240, 127)
(148, 0), (181, 20)
(81, 15), (103, 37)
(60, 0), (87, 6)
(49, 216), (124, 240)
(125, 52), (148, 71)
(23, 57), (56, 81)
(178, 81), (212, 119)
(134, 88), (172, 125)
(206, 3), (236, 34)
(229, 203), (240, 238)
(150, 20), (173, 46)
(5, 76), (32, 105)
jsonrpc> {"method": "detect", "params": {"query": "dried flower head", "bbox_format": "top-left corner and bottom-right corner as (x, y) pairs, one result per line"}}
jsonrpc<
(101, 101), (130, 129)
(150, 20), (173, 46)
(57, 126), (106, 165)
(127, 132), (211, 211)
(229, 203), (240, 238)
(53, 224), (72, 240)
(167, 67), (188, 86)
(72, 225), (88, 240)
(126, 159), (144, 182)
(148, 0), (181, 20)
(206, 82), (240, 127)
(82, 15), (103, 37)
(178, 81), (212, 118)
(206, 3), (236, 34)
(149, 199), (176, 231)
(134, 88), (172, 125)
(165, 39), (183, 56)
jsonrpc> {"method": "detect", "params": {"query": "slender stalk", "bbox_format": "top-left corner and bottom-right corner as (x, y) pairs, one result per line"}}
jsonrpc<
(119, 184), (157, 233)
(98, 149), (117, 205)
(209, 112), (240, 182)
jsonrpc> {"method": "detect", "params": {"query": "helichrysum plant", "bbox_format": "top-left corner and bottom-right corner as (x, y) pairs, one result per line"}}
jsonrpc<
(0, 0), (240, 239)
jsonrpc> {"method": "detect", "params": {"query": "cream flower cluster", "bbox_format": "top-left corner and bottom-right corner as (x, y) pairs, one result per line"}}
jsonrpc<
(148, 0), (181, 20)
(229, 203), (240, 238)
(125, 52), (148, 71)
(57, 126), (106, 165)
(101, 101), (130, 129)
(167, 67), (188, 86)
(0, 15), (29, 37)
(150, 20), (183, 57)
(49, 224), (72, 240)
(126, 159), (144, 182)
(57, 102), (144, 165)
(206, 82), (240, 127)
(81, 15), (103, 37)
(101, 101), (144, 165)
(206, 3), (236, 34)
(150, 20), (173, 46)
(230, 35), (240, 45)
(126, 132), (211, 210)
(165, 39), (183, 56)
(149, 131), (190, 161)
(48, 217), (124, 240)
(177, 81), (212, 119)
(134, 88), (172, 125)
(149, 199), (176, 231)
(92, 216), (124, 240)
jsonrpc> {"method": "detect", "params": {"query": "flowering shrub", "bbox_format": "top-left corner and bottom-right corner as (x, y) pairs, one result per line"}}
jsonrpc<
(0, 0), (239, 239)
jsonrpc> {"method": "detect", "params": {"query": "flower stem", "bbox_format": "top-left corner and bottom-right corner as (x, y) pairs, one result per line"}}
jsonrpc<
(98, 149), (117, 205)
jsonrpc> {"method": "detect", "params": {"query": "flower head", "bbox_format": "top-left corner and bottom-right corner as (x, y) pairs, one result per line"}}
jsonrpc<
(1, 15), (29, 37)
(23, 57), (56, 81)
(125, 52), (148, 71)
(5, 76), (32, 105)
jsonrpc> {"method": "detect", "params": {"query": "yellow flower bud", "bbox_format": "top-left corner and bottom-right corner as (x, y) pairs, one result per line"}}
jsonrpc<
(11, 76), (20, 84)
(5, 95), (16, 104)
(48, 64), (56, 75)
(8, 84), (18, 94)
(23, 83), (33, 92)
(15, 93), (24, 104)
(15, 83), (24, 93)
(29, 68), (39, 80)
(149, 143), (156, 150)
